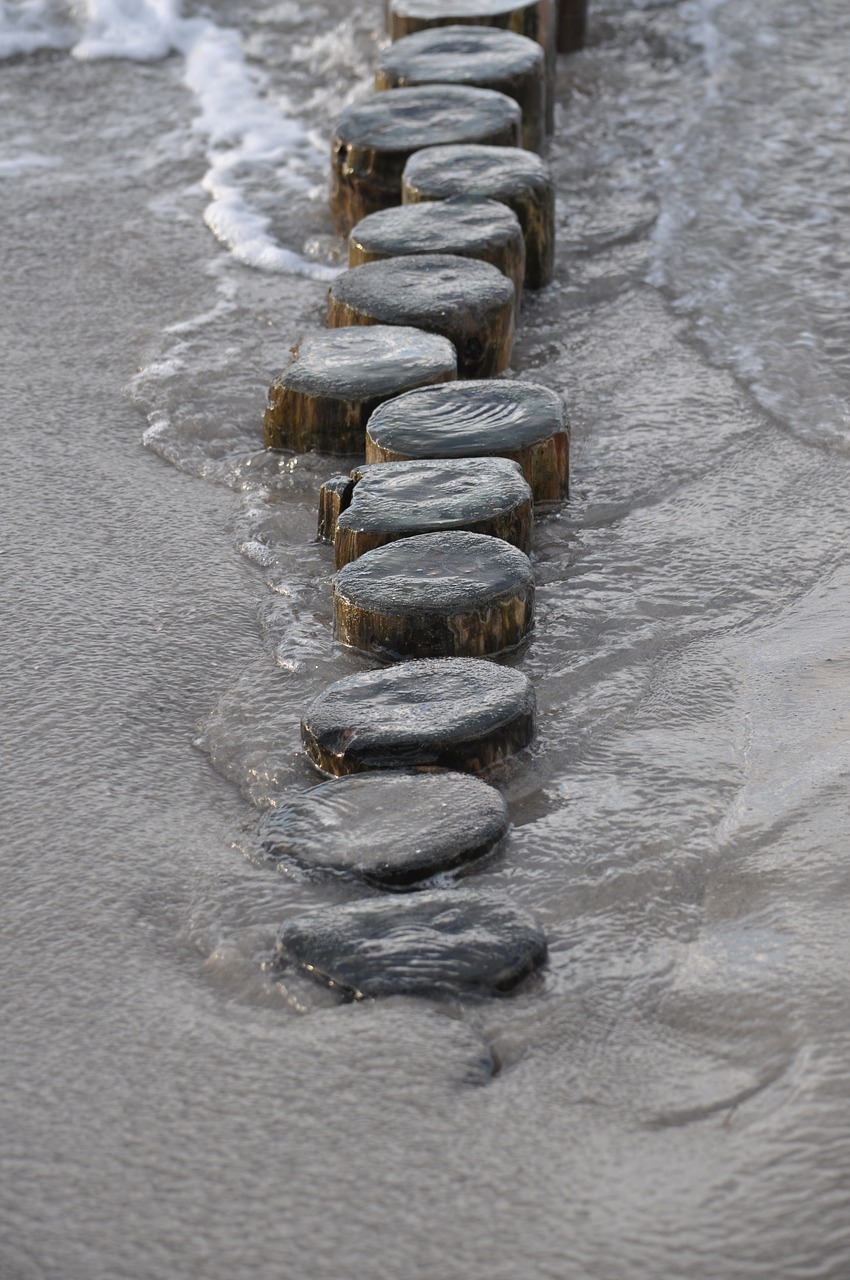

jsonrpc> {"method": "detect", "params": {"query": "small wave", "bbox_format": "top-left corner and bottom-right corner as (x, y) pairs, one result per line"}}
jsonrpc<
(2, 0), (339, 280)
(648, 0), (850, 451)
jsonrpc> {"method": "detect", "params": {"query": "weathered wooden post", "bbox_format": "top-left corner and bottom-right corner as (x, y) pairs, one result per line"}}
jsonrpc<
(331, 84), (521, 235)
(402, 143), (555, 288)
(376, 25), (546, 152)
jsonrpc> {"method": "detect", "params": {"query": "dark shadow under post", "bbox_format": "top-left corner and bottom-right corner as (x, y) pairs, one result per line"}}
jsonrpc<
(556, 0), (588, 53)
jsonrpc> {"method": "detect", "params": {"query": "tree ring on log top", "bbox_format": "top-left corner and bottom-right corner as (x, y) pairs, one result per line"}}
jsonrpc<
(263, 326), (457, 455)
(376, 25), (545, 153)
(327, 254), (515, 380)
(332, 456), (532, 567)
(349, 197), (526, 316)
(258, 769), (509, 888)
(274, 888), (547, 998)
(330, 84), (521, 236)
(301, 656), (535, 777)
(333, 529), (535, 659)
(402, 143), (554, 289)
(365, 378), (568, 505)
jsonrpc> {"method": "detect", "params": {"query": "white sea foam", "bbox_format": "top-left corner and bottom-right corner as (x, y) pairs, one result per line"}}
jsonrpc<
(2, 0), (338, 280)
(0, 0), (74, 55)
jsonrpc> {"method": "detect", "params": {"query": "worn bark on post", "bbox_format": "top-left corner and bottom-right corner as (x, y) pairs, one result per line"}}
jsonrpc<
(317, 475), (355, 543)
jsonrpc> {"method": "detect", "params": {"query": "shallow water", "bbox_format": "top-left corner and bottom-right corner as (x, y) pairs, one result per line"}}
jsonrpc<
(3, 0), (850, 1276)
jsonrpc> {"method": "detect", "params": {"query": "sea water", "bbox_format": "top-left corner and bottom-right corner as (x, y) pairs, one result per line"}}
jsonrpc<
(3, 0), (850, 1275)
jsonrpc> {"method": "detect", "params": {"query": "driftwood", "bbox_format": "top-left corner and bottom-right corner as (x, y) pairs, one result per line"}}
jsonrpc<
(365, 378), (569, 505)
(263, 326), (457, 455)
(301, 656), (536, 776)
(330, 84), (521, 236)
(332, 456), (533, 566)
(402, 143), (554, 288)
(348, 197), (526, 316)
(376, 25), (545, 153)
(327, 254), (515, 380)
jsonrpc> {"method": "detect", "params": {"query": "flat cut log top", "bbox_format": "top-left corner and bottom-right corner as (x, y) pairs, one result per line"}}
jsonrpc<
(378, 24), (544, 83)
(279, 326), (457, 399)
(329, 254), (514, 325)
(350, 197), (523, 261)
(366, 379), (566, 453)
(333, 85), (521, 159)
(403, 141), (552, 199)
(340, 456), (531, 533)
(334, 530), (534, 615)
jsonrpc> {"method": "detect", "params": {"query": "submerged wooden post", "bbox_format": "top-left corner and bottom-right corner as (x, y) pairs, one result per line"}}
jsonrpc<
(258, 770), (510, 887)
(275, 889), (547, 998)
(301, 657), (536, 776)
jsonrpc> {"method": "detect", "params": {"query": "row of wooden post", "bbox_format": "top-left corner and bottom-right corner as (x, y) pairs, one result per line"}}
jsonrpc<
(264, 0), (589, 999)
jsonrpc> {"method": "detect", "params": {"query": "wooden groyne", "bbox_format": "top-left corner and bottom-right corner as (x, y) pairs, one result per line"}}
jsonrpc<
(262, 0), (589, 1002)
